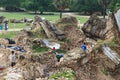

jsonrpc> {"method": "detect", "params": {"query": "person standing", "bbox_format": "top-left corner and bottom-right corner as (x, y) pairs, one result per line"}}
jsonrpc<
(4, 21), (8, 30)
(9, 51), (16, 67)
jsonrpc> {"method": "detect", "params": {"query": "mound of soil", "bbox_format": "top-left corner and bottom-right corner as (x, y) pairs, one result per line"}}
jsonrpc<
(56, 16), (77, 30)
(64, 26), (86, 49)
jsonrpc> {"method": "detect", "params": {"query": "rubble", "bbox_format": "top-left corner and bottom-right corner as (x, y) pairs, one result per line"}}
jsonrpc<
(10, 18), (24, 23)
(10, 18), (33, 23)
(24, 18), (33, 23)
(115, 9), (120, 32)
(82, 14), (107, 39)
(42, 39), (60, 49)
(31, 16), (66, 40)
(64, 26), (86, 49)
(102, 44), (120, 65)
(4, 68), (23, 80)
(0, 38), (9, 48)
(14, 30), (32, 51)
(0, 16), (8, 23)
(0, 11), (120, 80)
(113, 9), (120, 43)
(56, 16), (77, 29)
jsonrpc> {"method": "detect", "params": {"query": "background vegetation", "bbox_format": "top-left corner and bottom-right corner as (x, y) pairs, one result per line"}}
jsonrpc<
(0, 0), (120, 16)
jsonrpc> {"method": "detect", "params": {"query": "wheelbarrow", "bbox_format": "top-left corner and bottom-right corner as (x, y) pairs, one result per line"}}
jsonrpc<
(0, 66), (6, 73)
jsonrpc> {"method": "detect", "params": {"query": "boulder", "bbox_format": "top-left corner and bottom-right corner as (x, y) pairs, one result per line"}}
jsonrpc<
(63, 47), (89, 65)
(31, 16), (66, 40)
(82, 14), (107, 39)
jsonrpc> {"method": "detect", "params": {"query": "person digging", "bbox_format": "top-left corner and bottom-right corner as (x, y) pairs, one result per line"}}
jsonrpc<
(55, 52), (64, 66)
(51, 47), (64, 65)
(81, 42), (87, 53)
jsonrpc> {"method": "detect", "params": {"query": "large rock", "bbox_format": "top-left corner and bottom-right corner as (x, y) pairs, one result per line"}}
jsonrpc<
(31, 16), (66, 40)
(15, 30), (32, 51)
(82, 14), (107, 39)
(63, 47), (89, 66)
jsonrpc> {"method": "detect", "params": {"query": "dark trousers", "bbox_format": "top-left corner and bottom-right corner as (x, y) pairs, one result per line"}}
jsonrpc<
(11, 62), (16, 67)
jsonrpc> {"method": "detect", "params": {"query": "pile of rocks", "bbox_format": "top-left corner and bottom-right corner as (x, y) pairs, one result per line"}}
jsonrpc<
(31, 16), (66, 40)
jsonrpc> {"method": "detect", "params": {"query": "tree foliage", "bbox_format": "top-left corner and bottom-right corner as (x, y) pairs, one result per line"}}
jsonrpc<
(97, 0), (111, 18)
(55, 0), (71, 11)
(22, 0), (56, 14)
(55, 0), (71, 18)
(70, 0), (102, 14)
(0, 0), (23, 7)
(109, 0), (120, 11)
(0, 0), (120, 14)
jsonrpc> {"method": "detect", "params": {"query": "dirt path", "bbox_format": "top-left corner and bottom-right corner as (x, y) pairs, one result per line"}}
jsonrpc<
(63, 13), (90, 18)
(8, 28), (23, 31)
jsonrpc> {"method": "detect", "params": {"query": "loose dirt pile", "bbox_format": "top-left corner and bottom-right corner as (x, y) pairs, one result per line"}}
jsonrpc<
(64, 26), (86, 49)
(56, 16), (77, 30)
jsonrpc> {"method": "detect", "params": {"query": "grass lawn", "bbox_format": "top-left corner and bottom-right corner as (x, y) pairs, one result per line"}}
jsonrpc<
(0, 31), (18, 38)
(0, 12), (89, 29)
(50, 70), (76, 80)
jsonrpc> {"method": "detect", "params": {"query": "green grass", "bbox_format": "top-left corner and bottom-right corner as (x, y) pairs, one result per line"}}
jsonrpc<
(107, 37), (120, 47)
(32, 45), (49, 53)
(0, 12), (89, 29)
(50, 70), (76, 80)
(76, 16), (89, 24)
(9, 23), (31, 29)
(0, 31), (18, 38)
(56, 49), (67, 53)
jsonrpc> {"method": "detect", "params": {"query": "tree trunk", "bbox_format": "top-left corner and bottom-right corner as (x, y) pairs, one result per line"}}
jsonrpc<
(40, 11), (43, 15)
(103, 7), (106, 18)
(60, 11), (62, 18)
(34, 10), (37, 14)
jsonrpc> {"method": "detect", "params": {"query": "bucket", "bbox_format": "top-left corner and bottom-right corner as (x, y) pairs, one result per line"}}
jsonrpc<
(0, 25), (3, 30)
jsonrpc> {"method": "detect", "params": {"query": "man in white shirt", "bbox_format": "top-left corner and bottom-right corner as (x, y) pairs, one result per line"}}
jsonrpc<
(9, 51), (16, 67)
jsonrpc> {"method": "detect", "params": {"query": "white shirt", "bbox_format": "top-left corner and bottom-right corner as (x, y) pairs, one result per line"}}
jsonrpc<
(9, 54), (16, 62)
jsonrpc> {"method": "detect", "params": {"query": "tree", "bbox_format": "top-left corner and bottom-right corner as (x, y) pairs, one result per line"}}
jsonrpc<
(55, 0), (71, 18)
(22, 0), (38, 14)
(70, 0), (102, 15)
(0, 0), (24, 11)
(109, 0), (120, 11)
(23, 0), (56, 14)
(97, 0), (111, 18)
